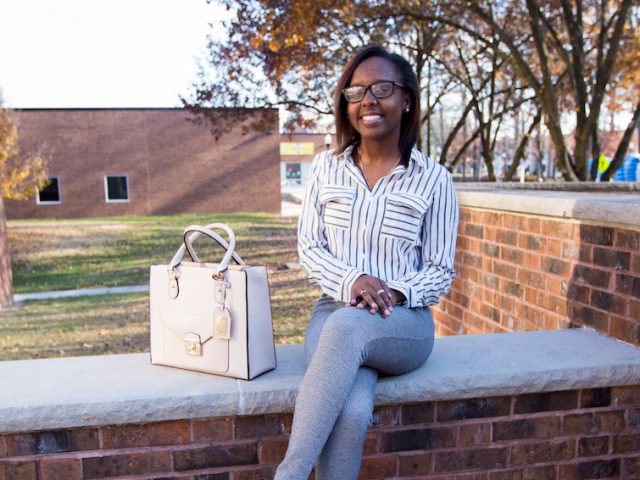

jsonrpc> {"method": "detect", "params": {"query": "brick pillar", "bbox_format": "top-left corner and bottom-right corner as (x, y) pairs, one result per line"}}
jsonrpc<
(0, 195), (13, 308)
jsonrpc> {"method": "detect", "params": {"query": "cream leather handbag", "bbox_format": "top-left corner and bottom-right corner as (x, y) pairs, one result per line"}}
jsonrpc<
(150, 223), (276, 379)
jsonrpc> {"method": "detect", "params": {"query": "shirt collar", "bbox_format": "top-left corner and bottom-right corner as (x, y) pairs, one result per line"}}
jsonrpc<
(339, 145), (426, 171)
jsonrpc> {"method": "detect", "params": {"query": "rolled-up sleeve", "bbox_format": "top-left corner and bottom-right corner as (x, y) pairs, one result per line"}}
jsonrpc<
(297, 156), (364, 302)
(386, 172), (459, 307)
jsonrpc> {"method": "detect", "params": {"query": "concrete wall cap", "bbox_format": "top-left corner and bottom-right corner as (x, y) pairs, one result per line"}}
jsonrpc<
(456, 188), (640, 228)
(0, 328), (639, 433)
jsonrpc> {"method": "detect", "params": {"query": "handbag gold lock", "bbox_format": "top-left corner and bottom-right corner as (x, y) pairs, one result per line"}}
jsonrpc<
(184, 333), (202, 356)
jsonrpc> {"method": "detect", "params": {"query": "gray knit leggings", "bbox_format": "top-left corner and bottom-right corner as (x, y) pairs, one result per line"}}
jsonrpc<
(274, 294), (435, 480)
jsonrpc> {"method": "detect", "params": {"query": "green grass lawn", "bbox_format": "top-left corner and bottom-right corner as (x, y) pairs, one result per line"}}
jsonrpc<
(1, 213), (320, 360)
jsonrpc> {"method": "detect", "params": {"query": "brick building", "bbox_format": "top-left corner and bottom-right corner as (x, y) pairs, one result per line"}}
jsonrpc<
(4, 108), (280, 219)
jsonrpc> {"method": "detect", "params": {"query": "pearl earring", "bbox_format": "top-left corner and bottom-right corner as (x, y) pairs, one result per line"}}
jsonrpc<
(404, 106), (410, 112)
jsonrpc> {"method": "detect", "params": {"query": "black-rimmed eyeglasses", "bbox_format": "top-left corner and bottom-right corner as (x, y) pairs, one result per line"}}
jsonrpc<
(342, 80), (405, 103)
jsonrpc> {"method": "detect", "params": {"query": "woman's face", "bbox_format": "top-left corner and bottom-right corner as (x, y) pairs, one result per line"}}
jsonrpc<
(346, 56), (409, 147)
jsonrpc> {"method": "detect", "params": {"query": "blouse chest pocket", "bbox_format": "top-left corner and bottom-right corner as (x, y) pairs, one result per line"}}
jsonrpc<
(381, 192), (430, 243)
(320, 185), (355, 230)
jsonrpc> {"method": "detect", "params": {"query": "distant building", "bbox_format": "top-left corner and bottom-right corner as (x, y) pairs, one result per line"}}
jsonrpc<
(5, 108), (280, 219)
(280, 133), (335, 186)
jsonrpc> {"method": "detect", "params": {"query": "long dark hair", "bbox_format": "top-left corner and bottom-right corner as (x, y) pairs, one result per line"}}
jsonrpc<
(334, 45), (420, 165)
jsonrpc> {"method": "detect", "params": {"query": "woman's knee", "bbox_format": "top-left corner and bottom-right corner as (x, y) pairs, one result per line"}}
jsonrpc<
(318, 307), (369, 344)
(337, 394), (374, 432)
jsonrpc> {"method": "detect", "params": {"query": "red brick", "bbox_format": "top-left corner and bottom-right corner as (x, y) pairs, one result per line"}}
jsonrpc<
(562, 242), (580, 260)
(372, 406), (401, 428)
(358, 454), (397, 479)
(590, 289), (627, 316)
(6, 428), (99, 456)
(193, 417), (233, 443)
(541, 256), (571, 277)
(514, 391), (578, 414)
(496, 229), (518, 246)
(518, 233), (545, 252)
(576, 458), (620, 478)
(172, 443), (257, 471)
(465, 224), (484, 239)
(483, 243), (500, 258)
(433, 447), (508, 473)
(580, 225), (614, 246)
(382, 427), (456, 452)
(232, 467), (275, 480)
(500, 247), (524, 265)
(493, 416), (561, 441)
(258, 437), (288, 464)
(517, 269), (544, 289)
(570, 304), (609, 332)
(616, 273), (636, 295)
(234, 414), (291, 439)
(572, 265), (611, 289)
(510, 438), (573, 465)
(40, 458), (82, 480)
(609, 316), (639, 345)
(459, 423), (491, 447)
(546, 277), (568, 296)
(579, 244), (593, 263)
(402, 402), (435, 425)
(545, 238), (562, 256)
(614, 229), (640, 250)
(567, 283), (590, 303)
(493, 261), (517, 280)
(82, 451), (171, 478)
(363, 432), (378, 455)
(580, 388), (612, 409)
(593, 247), (631, 271)
(101, 420), (189, 449)
(438, 397), (511, 422)
(526, 217), (541, 234)
(631, 253), (640, 274)
(490, 465), (555, 480)
(542, 220), (575, 240)
(614, 433), (640, 453)
(0, 438), (5, 458)
(398, 453), (431, 475)
(578, 435), (609, 457)
(623, 456), (640, 476)
(613, 386), (640, 406)
(0, 461), (37, 480)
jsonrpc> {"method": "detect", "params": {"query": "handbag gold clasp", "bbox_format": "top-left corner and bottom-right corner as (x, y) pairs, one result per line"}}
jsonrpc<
(184, 333), (202, 356)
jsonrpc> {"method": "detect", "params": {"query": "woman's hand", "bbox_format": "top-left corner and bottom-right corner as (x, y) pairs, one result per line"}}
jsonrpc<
(348, 275), (405, 318)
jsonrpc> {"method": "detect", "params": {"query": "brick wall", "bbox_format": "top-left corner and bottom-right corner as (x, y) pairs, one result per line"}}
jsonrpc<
(1, 386), (638, 479)
(432, 206), (640, 346)
(4, 108), (280, 219)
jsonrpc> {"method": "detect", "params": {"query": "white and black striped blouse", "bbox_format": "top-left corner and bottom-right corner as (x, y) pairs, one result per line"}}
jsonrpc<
(297, 146), (459, 308)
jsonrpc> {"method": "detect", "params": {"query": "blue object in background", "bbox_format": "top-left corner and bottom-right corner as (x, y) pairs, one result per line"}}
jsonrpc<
(613, 154), (639, 182)
(588, 154), (640, 182)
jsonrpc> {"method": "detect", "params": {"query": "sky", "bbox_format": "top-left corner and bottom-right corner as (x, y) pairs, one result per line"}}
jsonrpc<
(0, 0), (229, 108)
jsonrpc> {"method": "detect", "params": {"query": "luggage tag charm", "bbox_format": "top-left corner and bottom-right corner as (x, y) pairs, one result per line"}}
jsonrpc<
(213, 277), (231, 340)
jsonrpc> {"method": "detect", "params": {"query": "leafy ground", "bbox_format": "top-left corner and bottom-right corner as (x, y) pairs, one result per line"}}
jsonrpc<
(1, 213), (320, 360)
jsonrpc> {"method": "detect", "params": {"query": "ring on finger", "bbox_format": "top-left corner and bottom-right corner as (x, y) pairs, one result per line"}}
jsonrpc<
(376, 289), (385, 295)
(360, 289), (368, 296)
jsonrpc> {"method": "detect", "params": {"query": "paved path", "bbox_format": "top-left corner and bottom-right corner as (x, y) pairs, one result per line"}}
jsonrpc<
(13, 285), (148, 303)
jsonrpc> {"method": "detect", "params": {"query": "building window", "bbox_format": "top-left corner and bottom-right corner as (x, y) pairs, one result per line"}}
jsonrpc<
(105, 175), (129, 203)
(37, 177), (61, 205)
(286, 163), (302, 184)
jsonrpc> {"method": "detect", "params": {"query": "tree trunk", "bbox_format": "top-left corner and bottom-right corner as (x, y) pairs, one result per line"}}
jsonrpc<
(0, 195), (13, 308)
(504, 110), (542, 181)
(601, 104), (640, 182)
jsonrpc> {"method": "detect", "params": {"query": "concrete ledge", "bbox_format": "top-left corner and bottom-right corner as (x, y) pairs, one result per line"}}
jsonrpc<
(1, 329), (639, 434)
(456, 188), (640, 228)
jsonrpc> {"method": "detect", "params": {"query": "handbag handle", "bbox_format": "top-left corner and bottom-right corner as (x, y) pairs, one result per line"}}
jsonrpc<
(184, 223), (244, 266)
(168, 223), (245, 274)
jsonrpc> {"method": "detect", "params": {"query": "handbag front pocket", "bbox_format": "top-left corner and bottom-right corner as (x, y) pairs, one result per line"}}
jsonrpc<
(320, 185), (354, 229)
(381, 193), (429, 243)
(161, 311), (229, 373)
